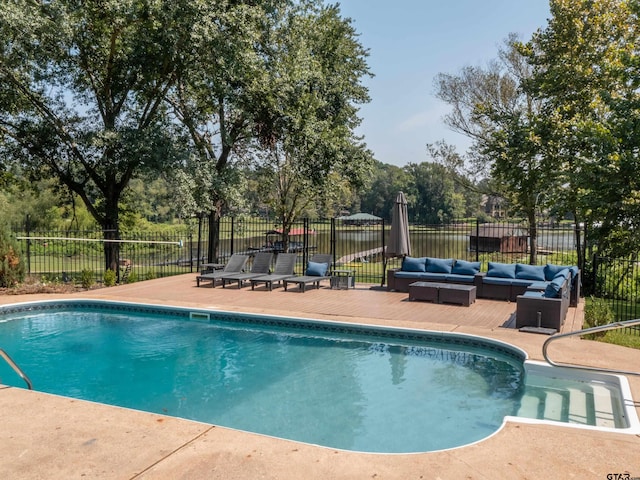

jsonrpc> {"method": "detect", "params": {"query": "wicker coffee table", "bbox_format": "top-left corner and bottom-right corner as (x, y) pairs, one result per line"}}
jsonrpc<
(408, 282), (476, 307)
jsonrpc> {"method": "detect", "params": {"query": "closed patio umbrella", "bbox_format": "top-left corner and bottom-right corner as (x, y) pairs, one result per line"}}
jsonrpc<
(387, 191), (411, 258)
(383, 192), (411, 286)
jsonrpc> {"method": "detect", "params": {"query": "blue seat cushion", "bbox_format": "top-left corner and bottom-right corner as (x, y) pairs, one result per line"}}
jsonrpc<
(445, 274), (475, 283)
(527, 281), (549, 291)
(511, 278), (536, 287)
(483, 277), (515, 286)
(402, 256), (427, 272)
(452, 260), (481, 275)
(420, 272), (449, 281)
(487, 262), (516, 279)
(395, 270), (426, 279)
(426, 257), (454, 274)
(522, 290), (544, 298)
(515, 264), (546, 281)
(305, 261), (328, 277)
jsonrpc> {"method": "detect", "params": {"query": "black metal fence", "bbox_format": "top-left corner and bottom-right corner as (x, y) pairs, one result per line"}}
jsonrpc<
(10, 218), (640, 335)
(12, 228), (195, 283)
(592, 256), (640, 332)
(197, 217), (579, 284)
(11, 218), (581, 286)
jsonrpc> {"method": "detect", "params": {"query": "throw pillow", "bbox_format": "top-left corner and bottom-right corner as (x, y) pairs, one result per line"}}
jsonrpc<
(306, 261), (328, 277)
(544, 263), (567, 281)
(544, 275), (566, 298)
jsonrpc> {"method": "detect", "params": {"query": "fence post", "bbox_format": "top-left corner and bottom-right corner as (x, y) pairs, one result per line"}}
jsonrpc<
(196, 215), (203, 272)
(25, 214), (31, 275)
(303, 218), (309, 261)
(230, 217), (234, 255)
(475, 218), (480, 262)
(592, 253), (599, 297)
(330, 218), (336, 266)
(380, 218), (386, 286)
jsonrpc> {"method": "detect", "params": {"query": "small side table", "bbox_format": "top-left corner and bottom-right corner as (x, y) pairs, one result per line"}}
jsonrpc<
(330, 269), (356, 289)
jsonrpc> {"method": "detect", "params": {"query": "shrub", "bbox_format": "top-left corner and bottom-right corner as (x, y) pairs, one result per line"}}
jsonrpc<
(126, 271), (138, 284)
(583, 296), (615, 338)
(80, 269), (95, 289)
(0, 227), (25, 287)
(103, 269), (116, 287)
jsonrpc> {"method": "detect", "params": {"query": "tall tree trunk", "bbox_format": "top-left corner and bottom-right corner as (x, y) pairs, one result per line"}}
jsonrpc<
(103, 225), (120, 277)
(207, 199), (224, 262)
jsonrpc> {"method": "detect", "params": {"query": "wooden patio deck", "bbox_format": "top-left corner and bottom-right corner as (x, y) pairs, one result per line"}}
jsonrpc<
(65, 273), (584, 336)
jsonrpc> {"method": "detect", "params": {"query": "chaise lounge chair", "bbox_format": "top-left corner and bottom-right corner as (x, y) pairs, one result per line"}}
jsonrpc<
(250, 253), (298, 291)
(283, 254), (333, 292)
(196, 254), (249, 287)
(220, 252), (274, 288)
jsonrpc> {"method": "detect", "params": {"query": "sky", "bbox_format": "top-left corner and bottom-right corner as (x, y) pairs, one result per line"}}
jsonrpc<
(337, 0), (552, 167)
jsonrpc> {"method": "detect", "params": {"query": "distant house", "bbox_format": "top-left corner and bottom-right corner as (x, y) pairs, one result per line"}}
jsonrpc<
(336, 213), (382, 226)
(481, 195), (507, 219)
(469, 223), (528, 253)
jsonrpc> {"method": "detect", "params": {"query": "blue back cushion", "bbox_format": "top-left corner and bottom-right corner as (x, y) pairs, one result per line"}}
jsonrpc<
(545, 263), (567, 281)
(515, 264), (546, 281)
(401, 256), (426, 272)
(487, 262), (516, 279)
(426, 257), (454, 274)
(554, 268), (570, 281)
(451, 260), (481, 275)
(544, 275), (566, 298)
(306, 261), (328, 276)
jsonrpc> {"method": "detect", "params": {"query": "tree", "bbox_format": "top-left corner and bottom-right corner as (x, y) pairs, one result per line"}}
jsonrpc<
(521, 0), (640, 263)
(165, 0), (282, 261)
(252, 3), (373, 245)
(434, 35), (550, 263)
(404, 162), (465, 224)
(166, 1), (371, 259)
(0, 0), (189, 272)
(358, 161), (411, 221)
(426, 141), (484, 218)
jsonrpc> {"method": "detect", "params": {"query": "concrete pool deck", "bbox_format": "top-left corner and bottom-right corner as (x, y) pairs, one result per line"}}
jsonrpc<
(1, 274), (639, 479)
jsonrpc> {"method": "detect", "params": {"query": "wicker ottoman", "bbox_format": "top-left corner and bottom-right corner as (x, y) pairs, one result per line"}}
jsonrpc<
(438, 284), (476, 306)
(408, 282), (447, 303)
(408, 282), (476, 307)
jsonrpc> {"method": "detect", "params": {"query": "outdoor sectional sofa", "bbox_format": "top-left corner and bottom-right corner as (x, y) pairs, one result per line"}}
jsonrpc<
(387, 257), (484, 293)
(387, 257), (580, 307)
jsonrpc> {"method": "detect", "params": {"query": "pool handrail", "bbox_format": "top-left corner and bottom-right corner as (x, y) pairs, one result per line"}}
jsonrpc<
(0, 348), (33, 390)
(542, 319), (640, 377)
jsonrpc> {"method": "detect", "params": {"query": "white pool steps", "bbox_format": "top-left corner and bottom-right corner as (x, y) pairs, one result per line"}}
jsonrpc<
(517, 383), (618, 428)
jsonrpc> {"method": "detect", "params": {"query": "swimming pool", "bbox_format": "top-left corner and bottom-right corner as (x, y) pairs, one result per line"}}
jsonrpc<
(0, 300), (637, 453)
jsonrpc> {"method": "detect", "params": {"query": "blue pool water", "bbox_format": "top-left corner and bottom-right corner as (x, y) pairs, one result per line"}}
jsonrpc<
(0, 300), (599, 452)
